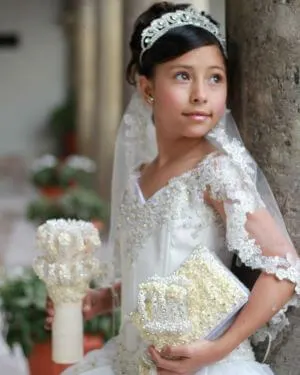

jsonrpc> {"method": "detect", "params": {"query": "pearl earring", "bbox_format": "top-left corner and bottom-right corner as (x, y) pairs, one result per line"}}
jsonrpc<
(147, 95), (154, 104)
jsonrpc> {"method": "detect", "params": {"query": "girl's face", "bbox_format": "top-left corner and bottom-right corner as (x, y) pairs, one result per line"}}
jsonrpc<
(139, 45), (227, 140)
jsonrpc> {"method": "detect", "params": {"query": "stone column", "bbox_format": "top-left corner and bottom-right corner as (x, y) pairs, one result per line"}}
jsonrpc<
(189, 0), (210, 10)
(188, 0), (225, 31)
(94, 0), (123, 201)
(75, 0), (97, 157)
(227, 1), (300, 372)
(209, 0), (225, 32)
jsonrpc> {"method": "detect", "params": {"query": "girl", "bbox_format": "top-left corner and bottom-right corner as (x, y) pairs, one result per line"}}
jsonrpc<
(51, 2), (300, 374)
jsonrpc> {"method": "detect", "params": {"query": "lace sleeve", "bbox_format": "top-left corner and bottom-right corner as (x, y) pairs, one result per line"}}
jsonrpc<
(206, 154), (300, 342)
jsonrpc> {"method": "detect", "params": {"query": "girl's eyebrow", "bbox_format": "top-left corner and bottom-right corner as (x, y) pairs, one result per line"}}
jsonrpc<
(208, 65), (226, 72)
(168, 64), (194, 70)
(168, 64), (225, 72)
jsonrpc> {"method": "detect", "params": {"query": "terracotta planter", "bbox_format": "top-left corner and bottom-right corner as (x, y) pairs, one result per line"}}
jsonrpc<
(40, 186), (65, 199)
(28, 335), (104, 375)
(92, 220), (106, 233)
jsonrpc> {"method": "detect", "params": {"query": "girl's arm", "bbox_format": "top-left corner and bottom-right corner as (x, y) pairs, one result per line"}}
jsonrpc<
(202, 153), (299, 352)
(205, 196), (297, 355)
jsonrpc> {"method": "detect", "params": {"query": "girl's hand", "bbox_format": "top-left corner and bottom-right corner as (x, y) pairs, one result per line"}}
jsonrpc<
(148, 340), (226, 375)
(45, 288), (109, 330)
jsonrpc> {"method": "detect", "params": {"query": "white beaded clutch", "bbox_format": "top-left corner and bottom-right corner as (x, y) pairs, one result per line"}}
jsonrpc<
(130, 245), (249, 352)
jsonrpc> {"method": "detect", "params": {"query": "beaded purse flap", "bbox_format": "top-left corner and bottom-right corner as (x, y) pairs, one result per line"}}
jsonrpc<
(130, 245), (249, 350)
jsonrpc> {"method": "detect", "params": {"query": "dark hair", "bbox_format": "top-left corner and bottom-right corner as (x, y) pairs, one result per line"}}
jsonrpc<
(126, 1), (226, 85)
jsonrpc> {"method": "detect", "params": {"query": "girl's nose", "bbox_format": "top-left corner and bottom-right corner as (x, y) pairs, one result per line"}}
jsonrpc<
(190, 82), (208, 104)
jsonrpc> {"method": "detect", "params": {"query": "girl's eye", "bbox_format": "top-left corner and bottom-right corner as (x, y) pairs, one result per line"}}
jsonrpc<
(209, 74), (223, 84)
(174, 72), (190, 81)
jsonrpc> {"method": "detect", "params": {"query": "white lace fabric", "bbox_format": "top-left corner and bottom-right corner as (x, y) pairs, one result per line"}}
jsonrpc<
(204, 154), (300, 341)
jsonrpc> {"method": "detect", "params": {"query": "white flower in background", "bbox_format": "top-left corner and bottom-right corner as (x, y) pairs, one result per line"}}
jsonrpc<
(1, 266), (27, 282)
(31, 154), (58, 172)
(64, 155), (96, 173)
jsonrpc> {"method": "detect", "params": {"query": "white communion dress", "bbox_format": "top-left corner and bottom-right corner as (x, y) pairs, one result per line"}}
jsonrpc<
(63, 152), (300, 375)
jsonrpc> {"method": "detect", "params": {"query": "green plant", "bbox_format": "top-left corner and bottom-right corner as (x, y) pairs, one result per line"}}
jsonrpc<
(30, 155), (59, 188)
(60, 187), (109, 222)
(30, 154), (96, 189)
(47, 93), (77, 156)
(0, 269), (119, 357)
(48, 95), (75, 138)
(31, 168), (59, 187)
(27, 187), (109, 225)
(26, 197), (64, 223)
(59, 156), (96, 188)
(0, 269), (50, 357)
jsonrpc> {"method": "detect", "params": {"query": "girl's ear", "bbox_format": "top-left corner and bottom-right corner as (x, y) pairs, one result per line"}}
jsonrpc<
(137, 75), (154, 105)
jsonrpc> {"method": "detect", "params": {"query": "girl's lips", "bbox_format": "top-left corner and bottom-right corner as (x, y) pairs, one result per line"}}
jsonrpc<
(183, 111), (211, 116)
(183, 112), (211, 121)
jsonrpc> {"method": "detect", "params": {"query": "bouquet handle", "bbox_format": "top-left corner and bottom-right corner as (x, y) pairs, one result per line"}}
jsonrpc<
(52, 302), (83, 364)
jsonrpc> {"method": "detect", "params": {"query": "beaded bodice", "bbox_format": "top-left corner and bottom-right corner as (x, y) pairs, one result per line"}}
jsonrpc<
(111, 152), (299, 374)
(113, 153), (256, 374)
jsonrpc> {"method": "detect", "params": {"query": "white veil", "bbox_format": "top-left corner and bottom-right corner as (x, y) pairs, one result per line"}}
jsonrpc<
(109, 91), (292, 256)
(206, 109), (292, 241)
(106, 92), (295, 352)
(108, 92), (157, 279)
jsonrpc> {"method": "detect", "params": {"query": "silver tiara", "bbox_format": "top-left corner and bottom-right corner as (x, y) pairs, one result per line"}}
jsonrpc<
(140, 6), (227, 63)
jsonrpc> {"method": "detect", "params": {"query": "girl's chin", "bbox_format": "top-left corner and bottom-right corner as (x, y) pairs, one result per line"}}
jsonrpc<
(183, 126), (214, 138)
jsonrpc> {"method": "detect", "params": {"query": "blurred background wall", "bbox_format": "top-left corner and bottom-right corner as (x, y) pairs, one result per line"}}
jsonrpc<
(0, 0), (66, 162)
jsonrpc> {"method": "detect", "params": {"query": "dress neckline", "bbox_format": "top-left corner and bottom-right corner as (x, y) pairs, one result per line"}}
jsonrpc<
(134, 151), (219, 204)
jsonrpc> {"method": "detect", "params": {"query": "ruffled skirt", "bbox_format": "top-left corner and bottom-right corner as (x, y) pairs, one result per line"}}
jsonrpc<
(62, 338), (274, 375)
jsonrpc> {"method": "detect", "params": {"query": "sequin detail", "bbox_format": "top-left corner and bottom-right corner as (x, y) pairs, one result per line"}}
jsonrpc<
(119, 153), (220, 264)
(130, 245), (249, 351)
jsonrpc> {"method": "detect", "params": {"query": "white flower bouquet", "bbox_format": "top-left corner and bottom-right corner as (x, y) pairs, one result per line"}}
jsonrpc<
(33, 219), (101, 364)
